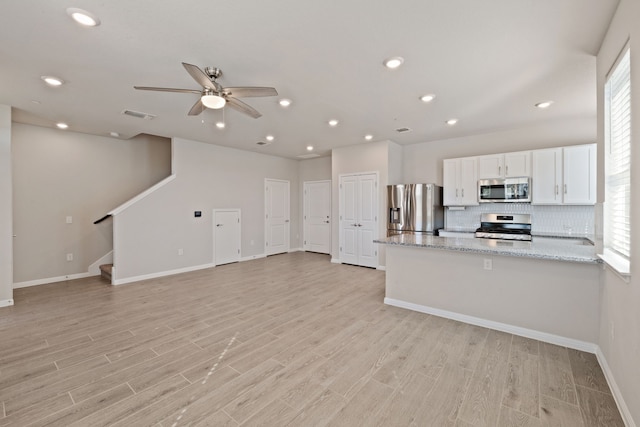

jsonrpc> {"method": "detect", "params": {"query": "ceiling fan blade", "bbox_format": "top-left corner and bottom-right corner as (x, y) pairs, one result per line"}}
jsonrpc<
(222, 87), (278, 98)
(134, 86), (202, 94)
(226, 97), (261, 118)
(182, 62), (221, 91)
(188, 98), (206, 116)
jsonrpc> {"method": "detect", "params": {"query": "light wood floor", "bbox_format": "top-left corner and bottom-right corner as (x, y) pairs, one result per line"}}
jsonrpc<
(1, 252), (624, 426)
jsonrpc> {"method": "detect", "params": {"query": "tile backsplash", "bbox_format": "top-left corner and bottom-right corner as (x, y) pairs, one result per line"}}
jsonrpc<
(445, 203), (594, 237)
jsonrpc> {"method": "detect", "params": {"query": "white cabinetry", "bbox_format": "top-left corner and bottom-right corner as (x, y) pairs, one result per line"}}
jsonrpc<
(339, 172), (379, 268)
(532, 144), (596, 205)
(477, 151), (531, 179)
(532, 148), (562, 204)
(443, 157), (478, 206)
(562, 144), (596, 204)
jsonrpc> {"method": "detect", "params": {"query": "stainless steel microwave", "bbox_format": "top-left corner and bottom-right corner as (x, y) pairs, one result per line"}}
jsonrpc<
(478, 177), (531, 203)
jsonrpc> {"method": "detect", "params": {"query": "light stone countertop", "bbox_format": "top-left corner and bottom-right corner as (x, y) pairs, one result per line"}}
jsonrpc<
(375, 234), (601, 264)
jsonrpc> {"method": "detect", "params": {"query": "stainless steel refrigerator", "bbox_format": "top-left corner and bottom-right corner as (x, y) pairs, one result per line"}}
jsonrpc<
(387, 184), (444, 236)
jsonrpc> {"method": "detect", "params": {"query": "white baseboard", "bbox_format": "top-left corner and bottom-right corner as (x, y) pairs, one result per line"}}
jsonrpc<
(595, 347), (637, 427)
(331, 258), (341, 264)
(13, 272), (97, 289)
(0, 299), (14, 308)
(377, 265), (386, 271)
(240, 254), (267, 262)
(288, 247), (303, 253)
(113, 262), (216, 286)
(88, 251), (114, 275)
(384, 297), (598, 354)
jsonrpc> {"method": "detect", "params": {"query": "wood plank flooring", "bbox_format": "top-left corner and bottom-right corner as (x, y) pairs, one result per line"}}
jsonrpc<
(0, 252), (625, 426)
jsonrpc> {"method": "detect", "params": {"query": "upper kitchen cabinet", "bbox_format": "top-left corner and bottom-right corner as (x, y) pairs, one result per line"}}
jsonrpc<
(563, 144), (596, 204)
(477, 151), (531, 179)
(443, 157), (478, 206)
(532, 144), (596, 205)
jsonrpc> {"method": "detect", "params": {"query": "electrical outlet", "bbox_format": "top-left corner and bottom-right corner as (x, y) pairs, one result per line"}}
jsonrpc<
(178, 248), (184, 256)
(66, 253), (73, 262)
(483, 258), (492, 270)
(66, 216), (73, 224)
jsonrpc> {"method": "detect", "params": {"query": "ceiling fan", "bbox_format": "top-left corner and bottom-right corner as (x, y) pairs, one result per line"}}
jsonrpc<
(134, 62), (277, 118)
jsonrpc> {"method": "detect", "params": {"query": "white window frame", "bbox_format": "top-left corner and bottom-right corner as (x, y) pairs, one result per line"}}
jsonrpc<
(599, 44), (631, 277)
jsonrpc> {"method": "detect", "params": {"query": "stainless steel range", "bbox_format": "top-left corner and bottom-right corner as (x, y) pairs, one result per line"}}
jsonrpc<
(475, 213), (532, 241)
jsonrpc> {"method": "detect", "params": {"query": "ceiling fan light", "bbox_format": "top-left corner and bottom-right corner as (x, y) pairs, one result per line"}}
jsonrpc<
(201, 94), (226, 109)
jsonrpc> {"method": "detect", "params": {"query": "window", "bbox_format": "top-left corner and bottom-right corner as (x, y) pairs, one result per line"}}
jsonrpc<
(602, 46), (631, 276)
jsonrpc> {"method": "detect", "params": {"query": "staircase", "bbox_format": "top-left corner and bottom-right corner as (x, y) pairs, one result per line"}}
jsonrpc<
(99, 264), (113, 283)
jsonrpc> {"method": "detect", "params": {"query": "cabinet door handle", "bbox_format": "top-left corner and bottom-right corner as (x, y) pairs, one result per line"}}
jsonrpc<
(461, 188), (464, 197)
(456, 189), (459, 197)
(506, 165), (509, 176)
(564, 184), (567, 194)
(555, 185), (559, 195)
(499, 166), (502, 176)
(216, 224), (223, 227)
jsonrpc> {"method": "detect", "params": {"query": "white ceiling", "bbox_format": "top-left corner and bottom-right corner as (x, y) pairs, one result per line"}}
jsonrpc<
(0, 0), (619, 159)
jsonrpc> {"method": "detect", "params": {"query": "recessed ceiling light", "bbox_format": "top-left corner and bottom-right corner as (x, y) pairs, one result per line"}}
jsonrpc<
(384, 57), (404, 69)
(420, 94), (436, 103)
(66, 8), (101, 27)
(278, 98), (291, 107)
(446, 118), (458, 125)
(266, 135), (274, 142)
(216, 121), (225, 129)
(364, 134), (373, 141)
(307, 145), (314, 151)
(109, 131), (120, 137)
(535, 101), (553, 109)
(41, 76), (64, 86)
(328, 119), (339, 127)
(56, 122), (69, 129)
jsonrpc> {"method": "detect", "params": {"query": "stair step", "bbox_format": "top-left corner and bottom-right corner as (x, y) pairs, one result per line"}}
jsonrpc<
(99, 264), (113, 282)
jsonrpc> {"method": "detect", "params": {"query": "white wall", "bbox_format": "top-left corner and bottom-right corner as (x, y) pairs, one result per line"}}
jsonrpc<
(597, 0), (640, 425)
(0, 106), (13, 306)
(402, 117), (597, 185)
(113, 137), (299, 282)
(11, 124), (171, 284)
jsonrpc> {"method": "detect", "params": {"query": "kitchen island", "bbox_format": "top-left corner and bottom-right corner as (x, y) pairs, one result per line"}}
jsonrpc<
(375, 234), (602, 350)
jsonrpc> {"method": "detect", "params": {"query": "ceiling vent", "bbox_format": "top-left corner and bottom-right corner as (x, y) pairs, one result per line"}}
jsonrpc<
(121, 109), (156, 120)
(256, 141), (271, 146)
(395, 127), (412, 133)
(297, 153), (320, 159)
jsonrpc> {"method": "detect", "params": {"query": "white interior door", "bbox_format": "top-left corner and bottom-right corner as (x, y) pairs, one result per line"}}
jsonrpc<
(339, 173), (378, 267)
(265, 179), (290, 256)
(357, 174), (378, 268)
(213, 209), (241, 266)
(304, 180), (331, 254)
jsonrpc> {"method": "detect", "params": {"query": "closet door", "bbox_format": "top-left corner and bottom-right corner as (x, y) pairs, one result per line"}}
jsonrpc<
(339, 172), (378, 268)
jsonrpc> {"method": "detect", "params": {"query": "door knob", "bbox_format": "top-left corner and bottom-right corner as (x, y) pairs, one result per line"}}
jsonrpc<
(285, 219), (290, 222)
(324, 220), (330, 223)
(216, 224), (223, 227)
